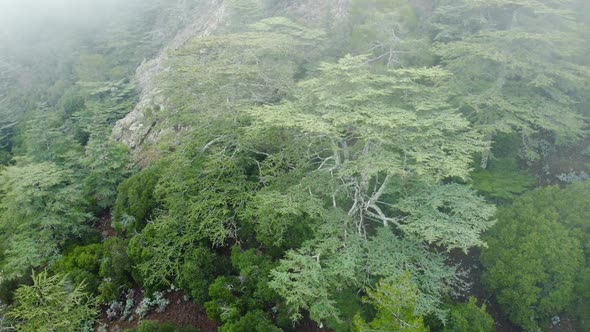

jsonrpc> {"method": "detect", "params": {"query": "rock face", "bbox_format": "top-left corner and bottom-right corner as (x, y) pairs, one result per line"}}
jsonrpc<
(113, 0), (351, 158)
(112, 0), (226, 151)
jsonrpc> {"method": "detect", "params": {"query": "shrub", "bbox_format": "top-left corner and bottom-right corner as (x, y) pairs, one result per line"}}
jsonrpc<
(136, 291), (170, 319)
(124, 320), (200, 332)
(481, 188), (585, 330)
(219, 310), (281, 332)
(113, 166), (161, 235)
(53, 239), (133, 302)
(99, 238), (133, 302)
(471, 157), (535, 201)
(52, 244), (103, 294)
(443, 297), (494, 332)
(175, 247), (217, 304)
(82, 137), (133, 212)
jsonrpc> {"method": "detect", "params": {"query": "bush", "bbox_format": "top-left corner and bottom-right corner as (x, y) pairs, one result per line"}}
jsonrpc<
(443, 297), (494, 332)
(205, 276), (241, 323)
(0, 273), (32, 305)
(219, 310), (281, 332)
(471, 157), (536, 201)
(98, 238), (133, 302)
(135, 291), (170, 319)
(175, 247), (217, 304)
(481, 188), (585, 330)
(52, 244), (103, 294)
(124, 320), (200, 332)
(113, 166), (161, 235)
(53, 238), (133, 302)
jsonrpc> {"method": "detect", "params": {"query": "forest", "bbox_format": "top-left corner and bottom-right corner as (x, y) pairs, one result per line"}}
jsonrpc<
(0, 0), (589, 331)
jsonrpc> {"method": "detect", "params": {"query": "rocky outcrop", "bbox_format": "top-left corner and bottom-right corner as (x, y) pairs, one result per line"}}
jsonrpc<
(113, 0), (351, 159)
(112, 0), (226, 151)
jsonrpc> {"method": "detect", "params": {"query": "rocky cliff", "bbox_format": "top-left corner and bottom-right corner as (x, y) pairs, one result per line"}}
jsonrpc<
(112, 0), (226, 152)
(112, 0), (351, 159)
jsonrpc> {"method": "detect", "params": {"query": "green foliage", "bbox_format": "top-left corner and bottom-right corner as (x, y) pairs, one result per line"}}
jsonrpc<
(432, 0), (590, 160)
(127, 216), (188, 290)
(270, 226), (457, 325)
(244, 187), (326, 248)
(471, 158), (536, 201)
(249, 54), (485, 182)
(396, 183), (496, 252)
(443, 298), (494, 332)
(354, 275), (429, 332)
(204, 276), (242, 323)
(176, 247), (217, 304)
(204, 246), (283, 330)
(15, 110), (84, 165)
(219, 310), (281, 332)
(0, 162), (90, 279)
(75, 54), (112, 82)
(481, 187), (585, 330)
(52, 244), (103, 295)
(98, 238), (133, 302)
(346, 0), (431, 67)
(60, 88), (86, 117)
(124, 320), (200, 332)
(74, 79), (137, 134)
(8, 270), (97, 332)
(1, 2), (587, 331)
(113, 166), (161, 234)
(160, 16), (325, 128)
(0, 273), (31, 305)
(82, 136), (133, 211)
(53, 238), (132, 302)
(225, 0), (265, 28)
(154, 153), (255, 246)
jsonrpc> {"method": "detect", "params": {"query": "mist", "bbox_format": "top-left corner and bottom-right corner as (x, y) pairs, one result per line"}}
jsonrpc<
(0, 1), (589, 331)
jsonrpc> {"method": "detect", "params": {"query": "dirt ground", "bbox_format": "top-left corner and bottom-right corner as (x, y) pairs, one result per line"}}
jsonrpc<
(95, 289), (217, 332)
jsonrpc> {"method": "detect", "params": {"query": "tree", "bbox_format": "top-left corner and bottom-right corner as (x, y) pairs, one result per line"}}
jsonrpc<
(204, 247), (284, 331)
(432, 0), (590, 164)
(395, 183), (495, 251)
(345, 0), (431, 67)
(470, 157), (536, 201)
(0, 162), (90, 279)
(81, 135), (133, 211)
(176, 247), (218, 304)
(8, 270), (97, 332)
(353, 275), (428, 332)
(443, 297), (494, 332)
(246, 53), (494, 327)
(481, 187), (585, 330)
(248, 54), (493, 249)
(159, 16), (325, 129)
(270, 226), (458, 325)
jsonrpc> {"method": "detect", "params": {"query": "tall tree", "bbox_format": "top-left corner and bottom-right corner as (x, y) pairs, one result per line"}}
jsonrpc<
(8, 270), (97, 332)
(248, 54), (493, 249)
(432, 0), (590, 165)
(0, 162), (90, 279)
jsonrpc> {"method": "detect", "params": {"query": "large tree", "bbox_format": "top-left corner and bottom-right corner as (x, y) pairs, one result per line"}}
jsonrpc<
(248, 54), (495, 325)
(248, 54), (494, 249)
(432, 0), (590, 165)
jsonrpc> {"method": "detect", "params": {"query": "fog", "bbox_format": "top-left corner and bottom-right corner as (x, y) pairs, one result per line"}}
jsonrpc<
(0, 0), (151, 47)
